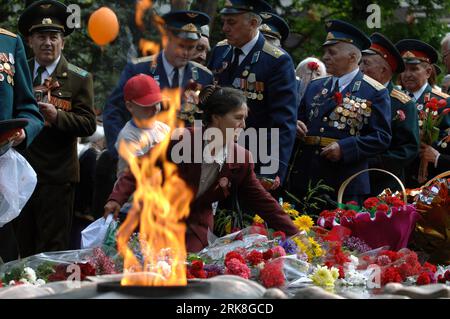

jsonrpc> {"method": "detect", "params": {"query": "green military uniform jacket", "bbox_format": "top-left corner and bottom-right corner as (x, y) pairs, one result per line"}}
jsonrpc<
(405, 84), (450, 187)
(21, 54), (96, 184)
(369, 82), (420, 194)
(0, 28), (43, 147)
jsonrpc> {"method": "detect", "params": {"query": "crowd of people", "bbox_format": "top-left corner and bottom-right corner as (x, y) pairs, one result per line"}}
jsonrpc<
(1, 0), (450, 261)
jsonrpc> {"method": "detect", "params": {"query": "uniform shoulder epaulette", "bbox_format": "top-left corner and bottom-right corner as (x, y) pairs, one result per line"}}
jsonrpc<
(68, 63), (89, 77)
(216, 39), (229, 46)
(363, 74), (385, 91)
(262, 41), (284, 58)
(390, 88), (411, 104)
(432, 87), (450, 99)
(189, 61), (213, 76)
(0, 28), (17, 38)
(131, 55), (154, 65)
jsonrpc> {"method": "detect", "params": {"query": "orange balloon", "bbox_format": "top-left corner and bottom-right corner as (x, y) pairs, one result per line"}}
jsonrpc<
(88, 7), (119, 46)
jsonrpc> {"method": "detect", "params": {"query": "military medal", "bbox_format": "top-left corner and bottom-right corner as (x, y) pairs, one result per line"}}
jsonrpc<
(242, 70), (249, 77)
(0, 64), (3, 72)
(417, 104), (423, 111)
(441, 142), (447, 149)
(322, 88), (328, 95)
(257, 93), (263, 100)
(8, 53), (14, 65)
(0, 74), (4, 81)
(7, 75), (12, 84)
(3, 63), (10, 71)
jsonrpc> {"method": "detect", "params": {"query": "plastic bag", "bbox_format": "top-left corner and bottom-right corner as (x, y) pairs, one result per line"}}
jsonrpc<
(81, 215), (116, 249)
(0, 148), (37, 228)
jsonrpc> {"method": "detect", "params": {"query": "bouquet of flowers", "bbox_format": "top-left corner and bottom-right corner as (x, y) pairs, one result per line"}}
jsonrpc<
(418, 96), (450, 182)
(318, 192), (420, 251)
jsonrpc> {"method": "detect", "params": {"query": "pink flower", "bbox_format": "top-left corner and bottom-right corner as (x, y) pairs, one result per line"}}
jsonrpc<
(225, 258), (251, 279)
(246, 250), (264, 266)
(272, 246), (286, 258)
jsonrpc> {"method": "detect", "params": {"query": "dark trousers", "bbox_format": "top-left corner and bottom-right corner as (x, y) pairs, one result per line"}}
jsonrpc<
(0, 222), (18, 262)
(14, 183), (75, 258)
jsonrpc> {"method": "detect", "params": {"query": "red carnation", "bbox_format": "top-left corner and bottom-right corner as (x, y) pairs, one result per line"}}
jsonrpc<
(446, 270), (450, 281)
(334, 92), (343, 104)
(398, 263), (414, 280)
(225, 258), (251, 279)
(259, 260), (285, 288)
(381, 267), (403, 285)
(272, 231), (286, 241)
(246, 250), (264, 266)
(346, 201), (358, 207)
(263, 249), (274, 261)
(421, 262), (437, 273)
(191, 260), (204, 271)
(376, 204), (389, 213)
(307, 61), (319, 71)
(438, 99), (447, 108)
(363, 197), (380, 210)
(416, 272), (431, 285)
(225, 251), (246, 266)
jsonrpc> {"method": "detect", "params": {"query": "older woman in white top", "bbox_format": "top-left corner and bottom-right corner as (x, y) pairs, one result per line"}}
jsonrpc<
(295, 57), (327, 104)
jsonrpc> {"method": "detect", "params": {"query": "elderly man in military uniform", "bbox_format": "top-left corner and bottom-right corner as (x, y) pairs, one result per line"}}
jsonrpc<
(395, 39), (450, 187)
(292, 20), (391, 204)
(103, 10), (214, 160)
(208, 0), (298, 188)
(0, 28), (44, 262)
(360, 33), (419, 195)
(191, 25), (211, 65)
(14, 0), (96, 257)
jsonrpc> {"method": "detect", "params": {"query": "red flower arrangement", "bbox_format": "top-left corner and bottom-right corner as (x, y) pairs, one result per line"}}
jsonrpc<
(259, 259), (285, 288)
(263, 249), (274, 261)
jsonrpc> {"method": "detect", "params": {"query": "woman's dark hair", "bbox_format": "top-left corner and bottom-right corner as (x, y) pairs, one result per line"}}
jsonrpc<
(198, 85), (246, 124)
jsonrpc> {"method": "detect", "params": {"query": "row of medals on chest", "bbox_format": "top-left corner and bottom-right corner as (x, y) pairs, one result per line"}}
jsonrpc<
(0, 52), (15, 85)
(233, 70), (264, 101)
(321, 92), (372, 136)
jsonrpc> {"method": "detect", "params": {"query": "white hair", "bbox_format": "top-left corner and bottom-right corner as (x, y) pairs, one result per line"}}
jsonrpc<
(441, 33), (450, 50)
(295, 57), (327, 81)
(246, 12), (262, 26)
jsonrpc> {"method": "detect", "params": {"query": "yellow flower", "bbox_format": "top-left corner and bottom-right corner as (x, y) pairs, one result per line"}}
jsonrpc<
(293, 215), (314, 232)
(308, 237), (324, 258)
(310, 266), (338, 288)
(253, 214), (264, 224)
(282, 202), (300, 218)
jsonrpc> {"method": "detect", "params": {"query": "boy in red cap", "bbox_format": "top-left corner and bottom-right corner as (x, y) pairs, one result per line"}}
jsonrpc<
(115, 74), (170, 177)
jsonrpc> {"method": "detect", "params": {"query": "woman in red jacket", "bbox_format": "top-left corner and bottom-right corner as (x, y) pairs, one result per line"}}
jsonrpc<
(104, 85), (298, 252)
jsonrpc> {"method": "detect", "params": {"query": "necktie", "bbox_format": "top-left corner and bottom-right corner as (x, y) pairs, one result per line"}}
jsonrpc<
(171, 67), (179, 88)
(408, 92), (416, 103)
(228, 47), (243, 80)
(33, 65), (46, 86)
(331, 77), (340, 94)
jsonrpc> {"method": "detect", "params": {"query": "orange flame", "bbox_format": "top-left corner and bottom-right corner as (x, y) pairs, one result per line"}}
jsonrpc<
(117, 88), (192, 286)
(117, 1), (190, 287)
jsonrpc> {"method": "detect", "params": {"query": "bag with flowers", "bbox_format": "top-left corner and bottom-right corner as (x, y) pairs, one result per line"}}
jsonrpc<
(318, 169), (420, 251)
(409, 171), (450, 265)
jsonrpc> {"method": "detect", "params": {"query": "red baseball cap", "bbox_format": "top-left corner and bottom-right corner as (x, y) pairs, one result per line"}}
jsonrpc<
(123, 74), (162, 107)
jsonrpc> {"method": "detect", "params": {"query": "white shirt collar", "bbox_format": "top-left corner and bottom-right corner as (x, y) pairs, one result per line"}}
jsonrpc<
(203, 143), (228, 171)
(383, 81), (390, 87)
(412, 82), (429, 101)
(235, 31), (260, 64)
(162, 50), (184, 87)
(33, 55), (61, 84)
(333, 67), (359, 92)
